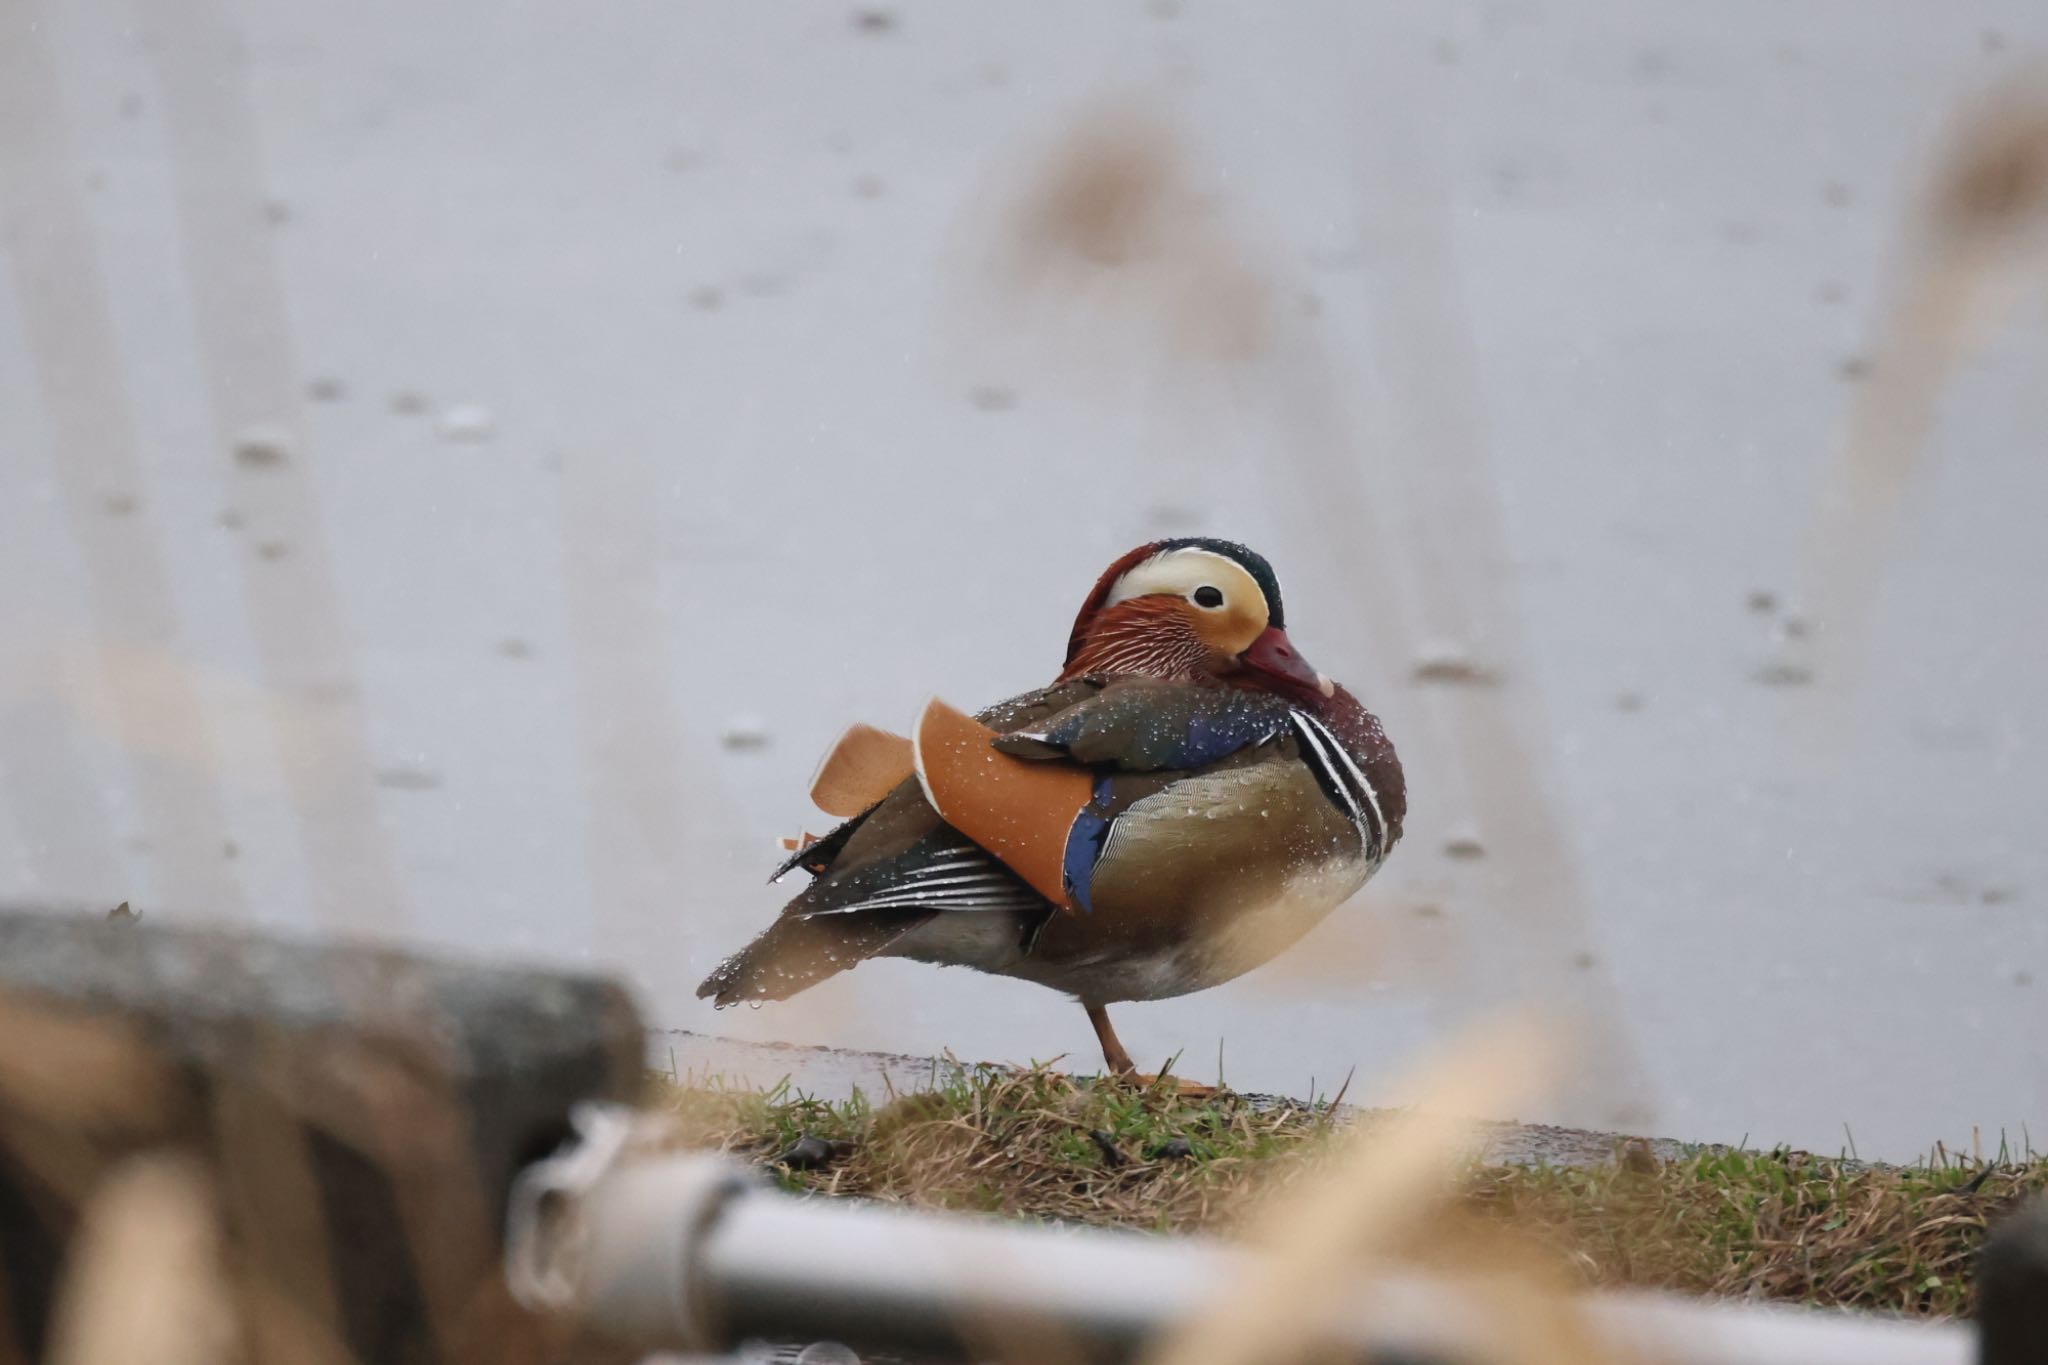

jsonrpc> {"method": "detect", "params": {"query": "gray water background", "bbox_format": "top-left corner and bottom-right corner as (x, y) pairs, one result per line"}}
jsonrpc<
(2, 0), (2044, 1160)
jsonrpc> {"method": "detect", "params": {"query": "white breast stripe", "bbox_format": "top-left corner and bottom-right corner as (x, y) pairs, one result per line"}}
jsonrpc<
(1289, 709), (1386, 861)
(1287, 711), (1363, 835)
(1305, 712), (1387, 856)
(1313, 711), (1386, 858)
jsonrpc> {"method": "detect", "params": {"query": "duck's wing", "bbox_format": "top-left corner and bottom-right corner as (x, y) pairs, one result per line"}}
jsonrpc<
(699, 680), (1355, 1004)
(701, 774), (1050, 1005)
(916, 680), (1341, 915)
(982, 681), (1392, 914)
(990, 679), (1293, 770)
(769, 678), (1109, 881)
(702, 682), (1115, 1005)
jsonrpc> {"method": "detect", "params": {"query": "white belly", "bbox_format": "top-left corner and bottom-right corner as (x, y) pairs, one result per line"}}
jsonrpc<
(1176, 852), (1375, 994)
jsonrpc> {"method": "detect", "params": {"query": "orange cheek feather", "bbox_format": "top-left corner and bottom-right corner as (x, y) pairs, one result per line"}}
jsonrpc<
(912, 698), (1092, 913)
(1186, 601), (1257, 661)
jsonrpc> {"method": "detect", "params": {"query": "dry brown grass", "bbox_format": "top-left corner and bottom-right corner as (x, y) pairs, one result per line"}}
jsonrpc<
(648, 1062), (2047, 1321)
(1463, 1144), (2046, 1318)
(1145, 1022), (1561, 1365)
(654, 1062), (1334, 1233)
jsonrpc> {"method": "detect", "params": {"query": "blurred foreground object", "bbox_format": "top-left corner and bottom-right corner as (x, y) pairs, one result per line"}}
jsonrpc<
(2, 904), (2027, 1365)
(995, 103), (1270, 366)
(1806, 72), (2048, 675)
(510, 1111), (1976, 1365)
(0, 907), (642, 1364)
(1978, 1194), (2048, 1365)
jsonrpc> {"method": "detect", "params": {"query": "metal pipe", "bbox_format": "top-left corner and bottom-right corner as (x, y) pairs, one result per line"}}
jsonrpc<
(707, 1195), (1968, 1365)
(707, 1194), (1228, 1357)
(506, 1123), (1974, 1365)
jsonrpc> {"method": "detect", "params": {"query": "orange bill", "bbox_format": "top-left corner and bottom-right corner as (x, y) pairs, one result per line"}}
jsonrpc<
(809, 722), (915, 816)
(911, 697), (1092, 912)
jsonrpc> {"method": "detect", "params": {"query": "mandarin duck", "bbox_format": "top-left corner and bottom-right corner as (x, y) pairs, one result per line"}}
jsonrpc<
(698, 538), (1404, 1077)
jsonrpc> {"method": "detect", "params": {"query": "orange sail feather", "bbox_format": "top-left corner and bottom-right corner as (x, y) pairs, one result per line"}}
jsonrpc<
(808, 722), (915, 816)
(911, 698), (1090, 913)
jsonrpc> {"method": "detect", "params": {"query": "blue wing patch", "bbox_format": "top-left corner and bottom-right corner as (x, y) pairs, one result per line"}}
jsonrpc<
(1172, 702), (1286, 769)
(1060, 775), (1119, 914)
(1018, 688), (1289, 772)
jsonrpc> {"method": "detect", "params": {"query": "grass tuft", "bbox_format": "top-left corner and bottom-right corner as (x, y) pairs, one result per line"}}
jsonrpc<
(644, 1065), (2045, 1317)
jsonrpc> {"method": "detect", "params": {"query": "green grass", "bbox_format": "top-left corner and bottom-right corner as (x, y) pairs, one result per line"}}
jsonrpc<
(1466, 1139), (2042, 1316)
(645, 1063), (2046, 1318)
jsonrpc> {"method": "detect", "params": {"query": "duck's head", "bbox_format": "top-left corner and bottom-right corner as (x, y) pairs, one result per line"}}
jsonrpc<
(1059, 538), (1333, 699)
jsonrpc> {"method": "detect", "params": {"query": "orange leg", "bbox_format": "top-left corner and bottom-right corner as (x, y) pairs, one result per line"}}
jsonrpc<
(1086, 1004), (1218, 1097)
(1086, 1003), (1137, 1076)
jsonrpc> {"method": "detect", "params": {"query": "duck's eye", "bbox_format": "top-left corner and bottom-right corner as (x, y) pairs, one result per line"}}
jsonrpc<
(1192, 585), (1225, 609)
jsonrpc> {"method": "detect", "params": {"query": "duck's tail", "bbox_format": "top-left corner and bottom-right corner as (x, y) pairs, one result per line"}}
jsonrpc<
(694, 907), (935, 1006)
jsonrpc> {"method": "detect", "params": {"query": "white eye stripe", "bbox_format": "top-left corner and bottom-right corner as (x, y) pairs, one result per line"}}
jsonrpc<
(1105, 548), (1264, 615)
